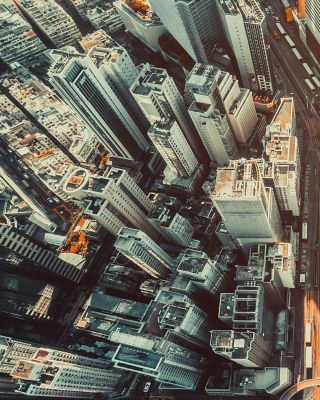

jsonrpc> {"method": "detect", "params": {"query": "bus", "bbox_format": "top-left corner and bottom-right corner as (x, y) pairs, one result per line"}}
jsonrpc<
(285, 35), (295, 47)
(305, 322), (311, 344)
(312, 76), (320, 88)
(302, 222), (308, 240)
(305, 79), (316, 92)
(276, 22), (286, 35)
(303, 63), (314, 76)
(292, 48), (302, 62)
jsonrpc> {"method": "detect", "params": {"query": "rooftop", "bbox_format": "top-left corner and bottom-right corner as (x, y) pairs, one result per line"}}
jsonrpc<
(210, 330), (256, 360)
(214, 159), (263, 199)
(270, 97), (294, 135)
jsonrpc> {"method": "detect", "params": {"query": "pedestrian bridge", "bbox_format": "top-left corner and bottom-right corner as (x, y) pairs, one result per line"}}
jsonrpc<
(280, 379), (320, 400)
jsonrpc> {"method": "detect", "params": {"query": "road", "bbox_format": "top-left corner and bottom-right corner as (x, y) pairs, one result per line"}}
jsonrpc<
(265, 3), (319, 116)
(263, 2), (320, 398)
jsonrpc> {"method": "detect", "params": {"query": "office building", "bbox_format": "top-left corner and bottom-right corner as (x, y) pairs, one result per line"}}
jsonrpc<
(149, 0), (222, 63)
(210, 159), (283, 253)
(87, 40), (150, 134)
(0, 222), (84, 283)
(218, 284), (264, 333)
(131, 63), (207, 159)
(111, 330), (207, 390)
(61, 166), (162, 241)
(267, 242), (296, 289)
(210, 330), (272, 368)
(186, 63), (257, 145)
(205, 365), (292, 397)
(114, 0), (167, 52)
(189, 102), (238, 165)
(264, 97), (300, 216)
(48, 50), (149, 160)
(14, 0), (81, 48)
(235, 244), (287, 309)
(145, 289), (213, 352)
(75, 292), (147, 338)
(0, 336), (122, 398)
(148, 194), (194, 247)
(0, 5), (46, 67)
(114, 227), (174, 279)
(217, 0), (275, 94)
(148, 119), (198, 178)
(303, 0), (320, 65)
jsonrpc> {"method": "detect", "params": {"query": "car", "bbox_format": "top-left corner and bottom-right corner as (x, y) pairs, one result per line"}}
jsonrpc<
(143, 382), (151, 393)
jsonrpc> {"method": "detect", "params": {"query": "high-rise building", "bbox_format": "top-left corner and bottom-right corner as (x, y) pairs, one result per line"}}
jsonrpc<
(267, 242), (296, 289)
(0, 5), (46, 67)
(0, 336), (122, 398)
(148, 0), (223, 63)
(131, 63), (207, 159)
(148, 193), (194, 247)
(303, 0), (320, 65)
(114, 227), (174, 279)
(217, 0), (275, 94)
(61, 166), (162, 241)
(186, 63), (257, 146)
(189, 102), (237, 165)
(111, 330), (208, 390)
(209, 159), (283, 253)
(14, 0), (81, 48)
(148, 118), (198, 178)
(263, 97), (300, 216)
(48, 50), (150, 160)
(218, 284), (264, 333)
(114, 0), (167, 53)
(210, 330), (272, 368)
(87, 42), (150, 134)
(0, 222), (84, 283)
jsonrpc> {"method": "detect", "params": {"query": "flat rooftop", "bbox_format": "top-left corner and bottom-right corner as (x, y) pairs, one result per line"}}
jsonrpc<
(114, 345), (161, 369)
(270, 97), (294, 134)
(214, 160), (262, 199)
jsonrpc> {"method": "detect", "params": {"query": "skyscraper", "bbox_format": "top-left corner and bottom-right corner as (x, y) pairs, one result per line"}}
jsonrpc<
(149, 0), (223, 63)
(148, 119), (198, 178)
(131, 63), (207, 160)
(0, 336), (122, 398)
(61, 166), (162, 241)
(263, 97), (300, 217)
(114, 227), (174, 279)
(210, 330), (272, 368)
(189, 102), (237, 165)
(186, 63), (257, 146)
(217, 0), (276, 94)
(0, 222), (85, 283)
(304, 0), (320, 64)
(48, 50), (150, 160)
(14, 0), (81, 48)
(210, 159), (283, 253)
(111, 330), (208, 389)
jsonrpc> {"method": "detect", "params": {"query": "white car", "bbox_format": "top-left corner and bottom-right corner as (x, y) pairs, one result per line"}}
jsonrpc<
(143, 382), (151, 393)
